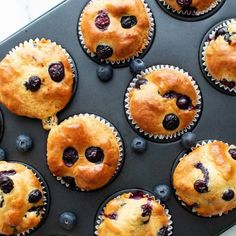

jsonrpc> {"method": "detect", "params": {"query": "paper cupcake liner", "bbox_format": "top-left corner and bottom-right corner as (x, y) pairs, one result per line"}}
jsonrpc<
(156, 0), (225, 21)
(4, 161), (50, 236)
(78, 0), (155, 67)
(53, 113), (124, 192)
(124, 65), (202, 143)
(6, 38), (79, 130)
(0, 108), (4, 143)
(94, 188), (173, 236)
(171, 139), (236, 217)
(200, 19), (236, 95)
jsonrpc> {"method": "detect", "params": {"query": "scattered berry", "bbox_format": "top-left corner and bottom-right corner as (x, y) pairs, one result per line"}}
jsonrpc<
(153, 184), (171, 202)
(180, 132), (196, 149)
(97, 64), (113, 82)
(16, 134), (33, 153)
(131, 137), (147, 153)
(0, 148), (6, 161)
(130, 59), (145, 75)
(59, 212), (77, 230)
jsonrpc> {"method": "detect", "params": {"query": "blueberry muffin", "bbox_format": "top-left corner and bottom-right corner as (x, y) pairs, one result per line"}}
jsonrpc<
(0, 38), (74, 123)
(79, 0), (153, 63)
(127, 66), (200, 138)
(164, 0), (217, 12)
(173, 141), (236, 217)
(205, 20), (236, 90)
(47, 114), (122, 191)
(0, 161), (46, 235)
(97, 191), (171, 236)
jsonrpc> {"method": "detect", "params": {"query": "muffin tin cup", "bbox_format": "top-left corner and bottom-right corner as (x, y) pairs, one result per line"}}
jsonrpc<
(3, 161), (50, 236)
(200, 18), (236, 96)
(94, 188), (173, 236)
(156, 0), (225, 21)
(124, 65), (202, 143)
(78, 0), (155, 67)
(53, 113), (125, 192)
(171, 139), (236, 218)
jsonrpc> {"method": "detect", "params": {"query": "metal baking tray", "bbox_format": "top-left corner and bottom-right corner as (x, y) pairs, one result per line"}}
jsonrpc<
(0, 0), (235, 235)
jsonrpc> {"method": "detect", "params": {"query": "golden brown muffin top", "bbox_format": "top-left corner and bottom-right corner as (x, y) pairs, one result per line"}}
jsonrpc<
(0, 161), (46, 235)
(80, 0), (151, 62)
(97, 191), (169, 236)
(128, 68), (199, 136)
(47, 114), (121, 191)
(164, 0), (216, 12)
(205, 21), (236, 87)
(0, 38), (74, 120)
(173, 141), (236, 217)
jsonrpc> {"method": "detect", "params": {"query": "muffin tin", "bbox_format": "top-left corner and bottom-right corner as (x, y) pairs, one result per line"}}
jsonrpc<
(0, 0), (236, 235)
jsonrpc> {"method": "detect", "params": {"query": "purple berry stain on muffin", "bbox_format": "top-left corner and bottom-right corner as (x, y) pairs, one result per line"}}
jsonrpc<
(96, 45), (113, 59)
(135, 79), (148, 89)
(193, 162), (209, 193)
(141, 202), (152, 224)
(229, 148), (236, 160)
(85, 147), (104, 163)
(158, 226), (168, 236)
(214, 26), (228, 39)
(176, 0), (192, 8)
(95, 10), (110, 31)
(121, 16), (137, 29)
(220, 79), (235, 89)
(104, 212), (118, 220)
(48, 62), (65, 82)
(129, 191), (145, 199)
(0, 170), (16, 177)
(63, 147), (78, 167)
(24, 76), (41, 92)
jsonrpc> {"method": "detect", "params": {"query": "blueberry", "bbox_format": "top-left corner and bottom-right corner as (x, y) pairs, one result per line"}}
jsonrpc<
(224, 33), (232, 44)
(0, 176), (14, 193)
(97, 64), (113, 82)
(215, 26), (228, 39)
(134, 78), (147, 89)
(28, 189), (42, 203)
(153, 184), (171, 202)
(48, 62), (65, 82)
(180, 132), (196, 149)
(176, 0), (192, 8)
(194, 179), (208, 193)
(222, 189), (235, 201)
(0, 148), (6, 161)
(130, 59), (145, 75)
(229, 148), (236, 160)
(96, 45), (113, 59)
(24, 76), (41, 92)
(59, 212), (77, 230)
(95, 10), (110, 30)
(162, 114), (179, 131)
(158, 227), (168, 236)
(63, 147), (78, 167)
(85, 147), (104, 163)
(16, 134), (33, 153)
(176, 95), (192, 110)
(163, 91), (178, 99)
(221, 79), (235, 89)
(131, 137), (147, 153)
(121, 16), (137, 29)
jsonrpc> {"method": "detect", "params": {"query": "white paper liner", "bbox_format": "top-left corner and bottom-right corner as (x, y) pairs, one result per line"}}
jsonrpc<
(124, 65), (202, 141)
(173, 140), (236, 217)
(94, 191), (173, 235)
(201, 19), (236, 94)
(6, 38), (77, 130)
(7, 163), (49, 236)
(78, 0), (155, 65)
(54, 113), (124, 192)
(159, 0), (223, 16)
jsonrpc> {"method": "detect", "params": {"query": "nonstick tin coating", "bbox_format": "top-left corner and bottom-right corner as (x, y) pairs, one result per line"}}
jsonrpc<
(0, 0), (236, 235)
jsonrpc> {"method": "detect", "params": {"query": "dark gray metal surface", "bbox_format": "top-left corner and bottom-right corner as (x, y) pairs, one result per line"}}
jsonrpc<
(0, 0), (235, 235)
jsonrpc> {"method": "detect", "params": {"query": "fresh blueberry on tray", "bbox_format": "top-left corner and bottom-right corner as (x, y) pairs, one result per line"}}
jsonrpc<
(97, 64), (113, 82)
(59, 212), (77, 230)
(180, 132), (196, 149)
(0, 148), (6, 161)
(153, 184), (171, 202)
(131, 137), (147, 153)
(16, 134), (33, 153)
(130, 59), (146, 75)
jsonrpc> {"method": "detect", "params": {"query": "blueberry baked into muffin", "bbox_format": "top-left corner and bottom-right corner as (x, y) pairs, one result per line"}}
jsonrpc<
(126, 66), (201, 139)
(0, 38), (74, 129)
(0, 161), (46, 235)
(96, 191), (171, 236)
(79, 0), (153, 63)
(47, 114), (123, 191)
(173, 141), (236, 217)
(204, 20), (236, 91)
(164, 0), (217, 12)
